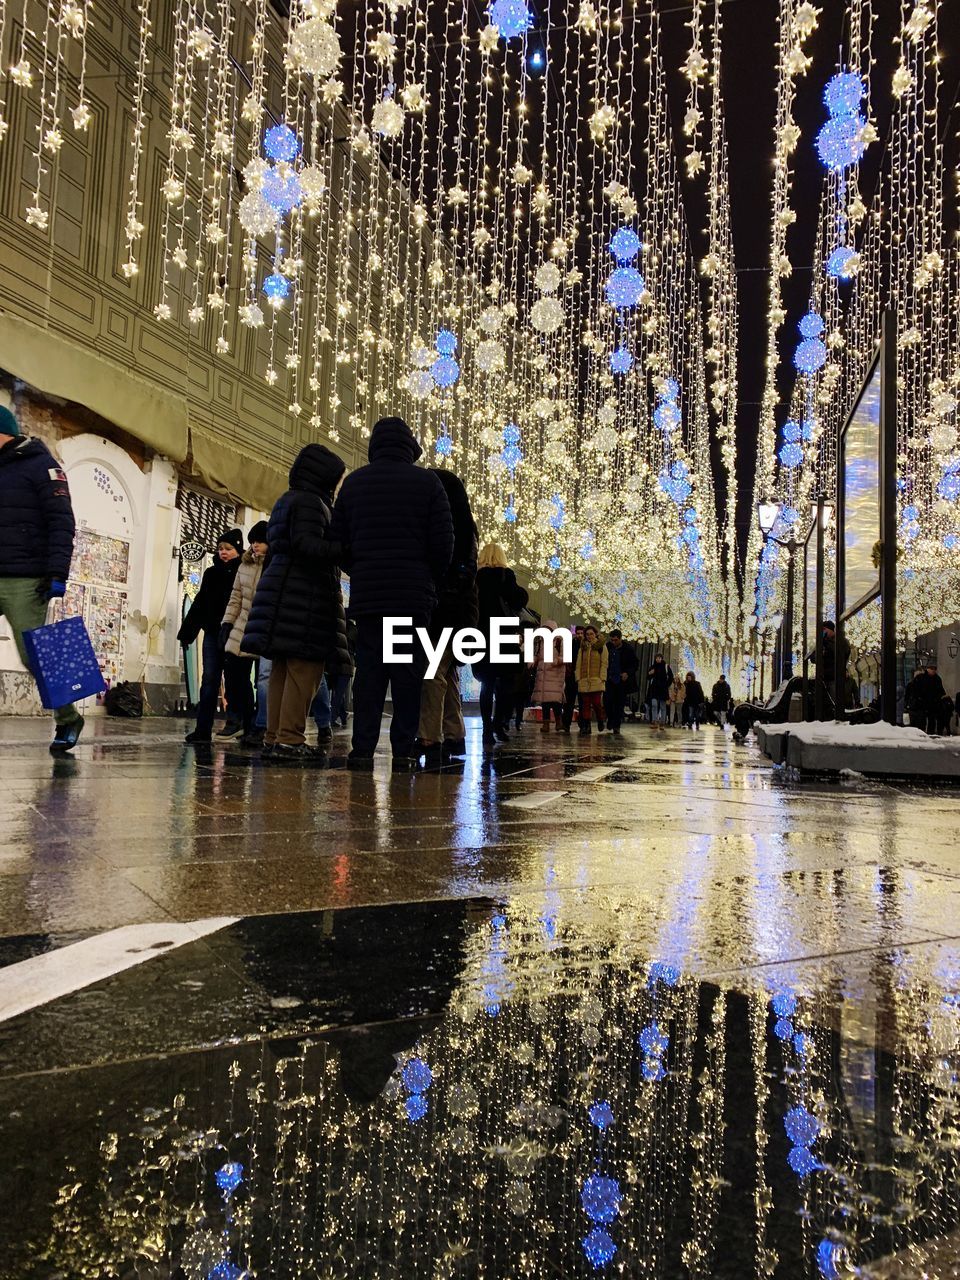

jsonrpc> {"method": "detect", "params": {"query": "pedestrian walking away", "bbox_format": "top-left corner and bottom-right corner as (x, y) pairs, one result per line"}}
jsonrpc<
(646, 653), (674, 731)
(330, 416), (454, 770)
(242, 444), (351, 761)
(683, 671), (706, 729)
(0, 405), (84, 751)
(474, 542), (529, 746)
(710, 673), (732, 727)
(219, 521), (268, 744)
(418, 468), (478, 768)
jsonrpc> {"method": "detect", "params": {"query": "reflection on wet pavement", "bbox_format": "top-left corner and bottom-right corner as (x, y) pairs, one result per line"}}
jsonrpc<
(1, 901), (958, 1278)
(0, 717), (959, 1276)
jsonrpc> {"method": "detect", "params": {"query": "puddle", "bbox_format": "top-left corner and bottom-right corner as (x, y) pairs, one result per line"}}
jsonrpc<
(0, 900), (958, 1278)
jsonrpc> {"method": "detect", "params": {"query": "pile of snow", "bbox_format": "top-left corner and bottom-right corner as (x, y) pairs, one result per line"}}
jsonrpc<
(767, 721), (956, 751)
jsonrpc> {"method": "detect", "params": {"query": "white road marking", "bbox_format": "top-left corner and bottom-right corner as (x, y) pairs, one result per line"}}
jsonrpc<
(502, 790), (569, 809)
(0, 917), (237, 1024)
(573, 766), (617, 782)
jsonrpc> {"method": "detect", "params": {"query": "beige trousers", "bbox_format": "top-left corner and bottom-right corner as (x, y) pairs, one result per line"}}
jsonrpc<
(266, 657), (325, 746)
(418, 646), (464, 744)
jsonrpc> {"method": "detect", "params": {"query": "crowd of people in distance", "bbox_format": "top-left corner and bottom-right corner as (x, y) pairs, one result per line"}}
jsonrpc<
(173, 415), (736, 769)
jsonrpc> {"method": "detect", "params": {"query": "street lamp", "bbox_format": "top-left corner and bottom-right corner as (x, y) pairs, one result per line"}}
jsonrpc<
(756, 499), (798, 681)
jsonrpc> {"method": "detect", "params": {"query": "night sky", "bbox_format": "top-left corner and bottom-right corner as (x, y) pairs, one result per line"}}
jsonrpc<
(326, 0), (960, 562)
(658, 0), (960, 552)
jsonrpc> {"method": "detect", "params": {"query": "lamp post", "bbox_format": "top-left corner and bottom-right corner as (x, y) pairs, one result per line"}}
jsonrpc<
(757, 500), (799, 682)
(812, 497), (833, 720)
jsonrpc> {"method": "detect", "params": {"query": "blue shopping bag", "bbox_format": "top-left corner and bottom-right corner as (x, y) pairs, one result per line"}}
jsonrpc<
(22, 615), (106, 709)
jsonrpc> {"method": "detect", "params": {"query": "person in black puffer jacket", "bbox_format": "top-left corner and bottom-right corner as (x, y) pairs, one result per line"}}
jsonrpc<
(243, 443), (349, 759)
(329, 417), (454, 769)
(474, 542), (529, 745)
(0, 406), (83, 751)
(177, 527), (243, 743)
(417, 468), (478, 767)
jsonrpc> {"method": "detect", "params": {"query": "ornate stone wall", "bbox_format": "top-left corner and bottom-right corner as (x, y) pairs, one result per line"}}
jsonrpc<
(0, 0), (381, 508)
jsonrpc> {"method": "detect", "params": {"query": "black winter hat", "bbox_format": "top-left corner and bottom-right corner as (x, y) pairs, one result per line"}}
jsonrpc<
(217, 528), (244, 555)
(248, 520), (269, 543)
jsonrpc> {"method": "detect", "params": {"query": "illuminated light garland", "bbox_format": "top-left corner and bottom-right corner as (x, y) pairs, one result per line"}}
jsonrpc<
(487, 0), (531, 39)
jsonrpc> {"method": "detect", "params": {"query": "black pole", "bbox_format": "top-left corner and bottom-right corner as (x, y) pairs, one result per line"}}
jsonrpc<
(783, 540), (796, 680)
(814, 500), (826, 720)
(879, 310), (898, 723)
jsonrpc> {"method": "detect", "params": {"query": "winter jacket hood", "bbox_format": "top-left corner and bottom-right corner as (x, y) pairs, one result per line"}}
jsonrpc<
(329, 419), (454, 618)
(0, 435), (76, 581)
(368, 416), (422, 464)
(289, 442), (345, 497)
(241, 454), (351, 669)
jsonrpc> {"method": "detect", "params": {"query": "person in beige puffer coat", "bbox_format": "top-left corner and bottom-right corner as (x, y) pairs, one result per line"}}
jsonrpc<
(575, 625), (608, 734)
(217, 521), (268, 738)
(667, 673), (685, 727)
(531, 619), (569, 731)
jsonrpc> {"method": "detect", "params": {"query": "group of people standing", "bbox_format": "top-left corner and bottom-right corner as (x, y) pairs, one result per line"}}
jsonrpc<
(524, 624), (638, 737)
(176, 421), (740, 766)
(180, 418), (461, 768)
(645, 655), (732, 731)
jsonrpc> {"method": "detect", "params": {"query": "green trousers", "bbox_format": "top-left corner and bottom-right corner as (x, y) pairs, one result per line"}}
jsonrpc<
(0, 576), (80, 726)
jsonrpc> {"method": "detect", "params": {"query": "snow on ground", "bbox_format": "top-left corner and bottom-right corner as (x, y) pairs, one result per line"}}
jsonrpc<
(763, 721), (958, 751)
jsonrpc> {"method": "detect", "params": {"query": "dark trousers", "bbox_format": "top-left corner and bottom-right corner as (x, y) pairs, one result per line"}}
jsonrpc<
(223, 653), (256, 730)
(562, 674), (579, 729)
(913, 708), (938, 734)
(604, 682), (628, 730)
(195, 631), (225, 736)
(476, 665), (512, 732)
(683, 701), (703, 728)
(352, 614), (427, 758)
(330, 671), (351, 724)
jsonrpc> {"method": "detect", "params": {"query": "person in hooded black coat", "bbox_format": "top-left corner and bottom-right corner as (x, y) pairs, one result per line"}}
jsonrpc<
(418, 468), (479, 766)
(473, 542), (529, 744)
(178, 527), (243, 743)
(329, 417), (454, 768)
(242, 444), (350, 757)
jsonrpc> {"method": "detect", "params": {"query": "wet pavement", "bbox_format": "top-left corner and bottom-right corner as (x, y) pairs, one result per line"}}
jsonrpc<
(0, 715), (959, 1277)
